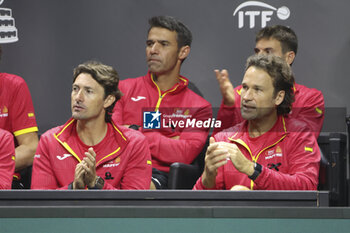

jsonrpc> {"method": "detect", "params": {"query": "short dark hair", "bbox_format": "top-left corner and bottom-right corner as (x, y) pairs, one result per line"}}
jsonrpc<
(148, 15), (192, 49)
(256, 25), (298, 55)
(73, 61), (122, 122)
(246, 54), (295, 115)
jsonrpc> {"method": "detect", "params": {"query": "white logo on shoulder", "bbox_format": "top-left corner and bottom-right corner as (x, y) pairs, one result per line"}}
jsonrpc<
(131, 96), (146, 102)
(57, 154), (72, 160)
(233, 1), (290, 29)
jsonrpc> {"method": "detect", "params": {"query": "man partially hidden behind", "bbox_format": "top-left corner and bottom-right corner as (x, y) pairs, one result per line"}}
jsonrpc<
(113, 16), (212, 189)
(214, 25), (324, 138)
(194, 55), (320, 190)
(0, 45), (39, 188)
(31, 61), (152, 189)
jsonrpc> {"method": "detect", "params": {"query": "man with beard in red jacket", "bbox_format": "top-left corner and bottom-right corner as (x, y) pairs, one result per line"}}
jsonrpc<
(31, 61), (152, 190)
(113, 16), (212, 189)
(194, 55), (320, 191)
(214, 25), (324, 138)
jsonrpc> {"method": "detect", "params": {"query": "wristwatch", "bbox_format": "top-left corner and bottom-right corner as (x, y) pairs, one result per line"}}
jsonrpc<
(248, 162), (262, 181)
(88, 176), (105, 189)
(129, 124), (140, 130)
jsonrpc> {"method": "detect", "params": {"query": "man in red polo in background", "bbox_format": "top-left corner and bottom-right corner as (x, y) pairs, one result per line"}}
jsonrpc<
(0, 45), (39, 188)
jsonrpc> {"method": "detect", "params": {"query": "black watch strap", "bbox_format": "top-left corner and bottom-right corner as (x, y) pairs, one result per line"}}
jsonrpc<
(88, 176), (105, 189)
(129, 124), (140, 130)
(248, 162), (262, 181)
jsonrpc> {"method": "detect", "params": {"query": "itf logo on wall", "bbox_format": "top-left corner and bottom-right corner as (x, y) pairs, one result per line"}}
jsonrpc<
(0, 0), (18, 43)
(233, 1), (290, 29)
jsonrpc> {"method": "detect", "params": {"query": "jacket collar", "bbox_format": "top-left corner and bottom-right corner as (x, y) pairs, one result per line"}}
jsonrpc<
(145, 71), (189, 95)
(293, 82), (300, 95)
(53, 118), (129, 166)
(229, 115), (288, 139)
(228, 115), (288, 156)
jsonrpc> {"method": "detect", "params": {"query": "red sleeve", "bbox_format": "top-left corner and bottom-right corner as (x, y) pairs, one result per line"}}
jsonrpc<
(193, 166), (225, 190)
(0, 130), (15, 189)
(143, 105), (212, 171)
(193, 177), (208, 190)
(295, 90), (324, 138)
(104, 133), (152, 190)
(254, 130), (321, 190)
(193, 132), (227, 190)
(31, 134), (60, 189)
(213, 87), (243, 135)
(10, 77), (38, 136)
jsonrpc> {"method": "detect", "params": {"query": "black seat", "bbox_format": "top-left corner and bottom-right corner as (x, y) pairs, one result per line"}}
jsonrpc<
(168, 137), (208, 189)
(317, 132), (347, 206)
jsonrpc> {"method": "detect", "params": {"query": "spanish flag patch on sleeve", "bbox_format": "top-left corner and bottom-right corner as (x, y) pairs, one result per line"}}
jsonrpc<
(147, 160), (152, 165)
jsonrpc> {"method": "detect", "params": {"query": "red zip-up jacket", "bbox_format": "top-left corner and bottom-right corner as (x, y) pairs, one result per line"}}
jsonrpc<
(113, 72), (212, 172)
(31, 118), (152, 190)
(0, 129), (15, 189)
(194, 116), (320, 190)
(215, 83), (324, 138)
